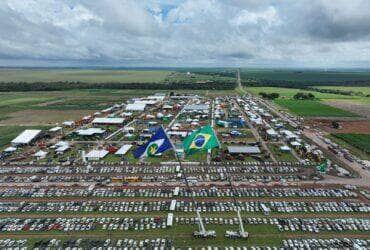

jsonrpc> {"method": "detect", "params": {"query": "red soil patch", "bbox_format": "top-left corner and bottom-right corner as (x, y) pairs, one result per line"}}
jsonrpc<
(305, 119), (370, 134)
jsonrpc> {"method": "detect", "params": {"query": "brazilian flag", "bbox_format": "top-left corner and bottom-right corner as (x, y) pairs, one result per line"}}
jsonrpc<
(183, 125), (220, 155)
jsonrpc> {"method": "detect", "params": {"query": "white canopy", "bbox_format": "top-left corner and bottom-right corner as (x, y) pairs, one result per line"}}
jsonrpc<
(85, 149), (109, 159)
(12, 130), (41, 145)
(92, 117), (124, 124)
(115, 144), (132, 155)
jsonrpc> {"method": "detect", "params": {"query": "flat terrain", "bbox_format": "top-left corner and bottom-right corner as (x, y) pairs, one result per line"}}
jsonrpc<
(241, 69), (370, 84)
(0, 69), (171, 83)
(246, 87), (360, 117)
(274, 99), (357, 117)
(332, 134), (370, 154)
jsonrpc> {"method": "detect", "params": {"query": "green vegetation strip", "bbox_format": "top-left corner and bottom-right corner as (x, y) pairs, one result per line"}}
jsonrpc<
(332, 134), (370, 154)
(274, 99), (357, 117)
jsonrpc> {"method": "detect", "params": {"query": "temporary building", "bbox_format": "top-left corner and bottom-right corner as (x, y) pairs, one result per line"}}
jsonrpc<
(227, 146), (261, 154)
(34, 150), (48, 159)
(183, 104), (209, 111)
(11, 130), (41, 145)
(280, 145), (291, 152)
(92, 117), (124, 125)
(4, 147), (17, 153)
(85, 149), (109, 161)
(49, 126), (62, 133)
(115, 144), (132, 155)
(76, 128), (105, 136)
(125, 103), (146, 111)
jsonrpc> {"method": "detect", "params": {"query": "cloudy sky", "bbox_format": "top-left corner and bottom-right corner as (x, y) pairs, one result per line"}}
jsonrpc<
(1, 0), (370, 68)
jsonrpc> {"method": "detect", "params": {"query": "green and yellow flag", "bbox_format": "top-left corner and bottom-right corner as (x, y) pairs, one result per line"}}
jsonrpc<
(316, 160), (328, 173)
(183, 125), (220, 155)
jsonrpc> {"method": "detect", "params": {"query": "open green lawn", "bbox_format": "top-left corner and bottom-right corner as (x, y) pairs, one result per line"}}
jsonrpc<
(0, 69), (171, 83)
(246, 86), (359, 100)
(246, 87), (361, 117)
(274, 99), (357, 117)
(241, 69), (370, 83)
(331, 133), (370, 154)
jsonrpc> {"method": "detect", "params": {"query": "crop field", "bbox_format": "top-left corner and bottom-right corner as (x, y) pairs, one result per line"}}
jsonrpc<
(241, 69), (370, 84)
(0, 69), (171, 83)
(274, 99), (358, 117)
(331, 133), (370, 154)
(246, 87), (362, 117)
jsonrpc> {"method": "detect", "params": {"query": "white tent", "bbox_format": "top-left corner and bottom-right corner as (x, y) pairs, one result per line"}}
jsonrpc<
(115, 145), (132, 155)
(85, 149), (109, 161)
(92, 117), (124, 124)
(125, 103), (146, 111)
(11, 130), (41, 145)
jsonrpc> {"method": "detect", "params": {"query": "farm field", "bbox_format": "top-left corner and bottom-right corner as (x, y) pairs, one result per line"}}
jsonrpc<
(331, 133), (370, 155)
(274, 99), (358, 117)
(241, 69), (370, 84)
(246, 87), (362, 117)
(0, 69), (171, 83)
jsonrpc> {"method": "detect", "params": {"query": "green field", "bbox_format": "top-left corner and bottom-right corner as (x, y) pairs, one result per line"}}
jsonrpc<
(0, 69), (171, 83)
(241, 69), (370, 84)
(274, 99), (357, 117)
(246, 87), (362, 117)
(332, 134), (370, 154)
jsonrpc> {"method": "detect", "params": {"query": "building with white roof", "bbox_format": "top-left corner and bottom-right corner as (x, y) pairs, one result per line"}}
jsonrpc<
(115, 144), (132, 155)
(76, 128), (105, 136)
(85, 149), (109, 161)
(11, 130), (42, 145)
(34, 150), (48, 159)
(125, 103), (146, 111)
(92, 117), (124, 125)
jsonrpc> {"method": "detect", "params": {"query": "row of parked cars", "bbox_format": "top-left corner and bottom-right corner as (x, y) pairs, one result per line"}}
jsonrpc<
(177, 216), (370, 233)
(0, 217), (167, 233)
(2, 200), (368, 214)
(0, 164), (304, 174)
(0, 186), (357, 199)
(282, 238), (369, 249)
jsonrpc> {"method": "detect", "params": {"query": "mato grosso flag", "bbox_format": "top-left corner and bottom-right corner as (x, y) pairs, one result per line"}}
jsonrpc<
(183, 125), (220, 155)
(133, 127), (173, 158)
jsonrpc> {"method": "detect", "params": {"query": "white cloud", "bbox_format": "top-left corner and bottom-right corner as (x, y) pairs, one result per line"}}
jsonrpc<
(0, 0), (369, 67)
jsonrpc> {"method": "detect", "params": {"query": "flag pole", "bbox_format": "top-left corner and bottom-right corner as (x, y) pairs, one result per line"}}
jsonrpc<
(162, 126), (212, 238)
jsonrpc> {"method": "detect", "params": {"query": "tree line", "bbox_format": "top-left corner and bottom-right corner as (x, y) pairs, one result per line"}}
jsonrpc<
(0, 80), (236, 92)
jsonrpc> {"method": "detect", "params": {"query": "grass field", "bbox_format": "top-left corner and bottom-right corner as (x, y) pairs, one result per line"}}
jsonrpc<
(246, 87), (362, 117)
(0, 69), (171, 83)
(241, 69), (370, 83)
(274, 99), (357, 117)
(331, 133), (370, 154)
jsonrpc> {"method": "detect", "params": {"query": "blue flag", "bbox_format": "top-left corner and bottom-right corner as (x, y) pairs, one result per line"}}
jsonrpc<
(133, 127), (173, 158)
